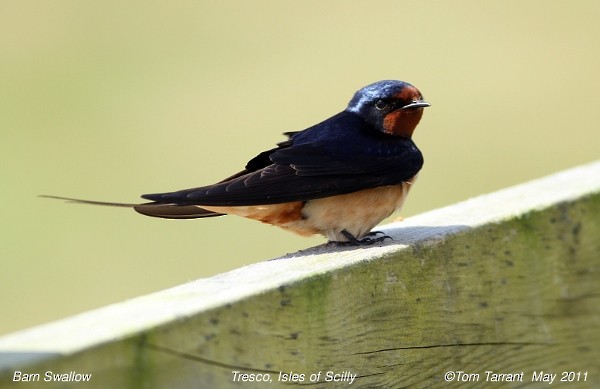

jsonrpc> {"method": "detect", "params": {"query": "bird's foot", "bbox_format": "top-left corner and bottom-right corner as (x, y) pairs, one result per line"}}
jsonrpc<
(330, 230), (392, 246)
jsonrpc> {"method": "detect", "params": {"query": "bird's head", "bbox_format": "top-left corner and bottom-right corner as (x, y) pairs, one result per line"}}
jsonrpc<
(347, 80), (430, 138)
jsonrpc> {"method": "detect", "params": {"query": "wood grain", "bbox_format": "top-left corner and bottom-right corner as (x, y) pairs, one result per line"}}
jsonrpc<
(1, 161), (599, 388)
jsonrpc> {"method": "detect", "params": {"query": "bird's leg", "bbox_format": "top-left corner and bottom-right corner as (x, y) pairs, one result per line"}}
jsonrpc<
(331, 230), (392, 246)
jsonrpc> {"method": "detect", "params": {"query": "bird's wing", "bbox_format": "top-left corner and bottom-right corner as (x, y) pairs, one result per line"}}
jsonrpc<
(141, 139), (423, 206)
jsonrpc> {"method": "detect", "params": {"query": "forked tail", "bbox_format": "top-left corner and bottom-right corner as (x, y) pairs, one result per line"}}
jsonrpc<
(39, 195), (224, 219)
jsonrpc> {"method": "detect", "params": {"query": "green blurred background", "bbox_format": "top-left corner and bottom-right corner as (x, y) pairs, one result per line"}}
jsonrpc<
(1, 1), (598, 335)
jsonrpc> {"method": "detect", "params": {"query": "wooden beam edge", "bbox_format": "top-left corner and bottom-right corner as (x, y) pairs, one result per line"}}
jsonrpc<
(1, 160), (599, 368)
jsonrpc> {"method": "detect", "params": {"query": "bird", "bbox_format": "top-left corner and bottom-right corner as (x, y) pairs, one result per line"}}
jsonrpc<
(43, 80), (429, 245)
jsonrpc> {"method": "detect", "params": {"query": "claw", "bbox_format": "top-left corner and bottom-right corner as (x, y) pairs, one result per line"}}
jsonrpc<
(364, 231), (388, 238)
(329, 230), (392, 246)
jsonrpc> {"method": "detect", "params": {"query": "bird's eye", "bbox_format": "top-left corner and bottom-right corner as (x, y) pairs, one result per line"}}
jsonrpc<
(375, 100), (388, 111)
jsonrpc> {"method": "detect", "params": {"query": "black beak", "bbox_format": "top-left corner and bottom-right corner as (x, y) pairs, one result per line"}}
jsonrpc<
(401, 100), (431, 110)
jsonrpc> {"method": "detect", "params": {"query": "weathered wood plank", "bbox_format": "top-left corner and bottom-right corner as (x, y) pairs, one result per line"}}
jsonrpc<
(1, 160), (599, 388)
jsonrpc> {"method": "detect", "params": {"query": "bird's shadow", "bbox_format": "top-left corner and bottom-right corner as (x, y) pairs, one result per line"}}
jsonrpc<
(282, 224), (471, 258)
(380, 224), (470, 246)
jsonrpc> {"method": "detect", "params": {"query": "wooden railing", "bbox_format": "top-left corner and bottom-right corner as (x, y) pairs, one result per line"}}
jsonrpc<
(1, 161), (599, 388)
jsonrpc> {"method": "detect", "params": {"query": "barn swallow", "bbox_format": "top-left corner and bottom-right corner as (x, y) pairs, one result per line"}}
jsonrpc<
(44, 80), (429, 245)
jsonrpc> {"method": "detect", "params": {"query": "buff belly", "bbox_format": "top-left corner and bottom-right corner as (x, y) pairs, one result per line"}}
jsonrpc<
(201, 178), (416, 242)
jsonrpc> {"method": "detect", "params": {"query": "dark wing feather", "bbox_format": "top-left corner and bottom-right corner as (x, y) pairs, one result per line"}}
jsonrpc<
(142, 142), (422, 206)
(142, 112), (423, 206)
(134, 203), (223, 219)
(214, 133), (295, 182)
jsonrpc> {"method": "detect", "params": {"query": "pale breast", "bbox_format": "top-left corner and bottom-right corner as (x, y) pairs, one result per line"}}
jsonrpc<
(301, 180), (415, 241)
